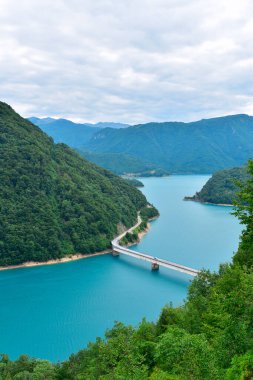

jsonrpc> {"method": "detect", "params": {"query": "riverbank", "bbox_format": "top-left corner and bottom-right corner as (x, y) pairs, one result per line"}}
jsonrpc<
(184, 197), (233, 207)
(0, 215), (155, 272)
(0, 250), (112, 271)
(124, 222), (151, 247)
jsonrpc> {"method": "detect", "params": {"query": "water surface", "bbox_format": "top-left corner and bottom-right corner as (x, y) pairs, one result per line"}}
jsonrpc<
(0, 175), (242, 361)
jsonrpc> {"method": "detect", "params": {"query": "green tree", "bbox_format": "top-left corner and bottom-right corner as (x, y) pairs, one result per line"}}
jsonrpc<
(233, 160), (253, 267)
(155, 326), (220, 380)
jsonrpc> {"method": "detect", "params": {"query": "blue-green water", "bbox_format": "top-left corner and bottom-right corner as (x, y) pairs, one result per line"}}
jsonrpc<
(0, 176), (242, 361)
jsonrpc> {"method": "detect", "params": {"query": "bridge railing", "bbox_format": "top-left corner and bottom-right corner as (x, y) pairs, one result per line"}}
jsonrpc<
(111, 215), (200, 276)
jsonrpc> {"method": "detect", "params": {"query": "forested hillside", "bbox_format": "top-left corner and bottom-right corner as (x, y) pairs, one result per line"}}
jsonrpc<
(185, 166), (250, 205)
(79, 151), (168, 176)
(0, 102), (152, 266)
(2, 161), (253, 379)
(87, 114), (253, 173)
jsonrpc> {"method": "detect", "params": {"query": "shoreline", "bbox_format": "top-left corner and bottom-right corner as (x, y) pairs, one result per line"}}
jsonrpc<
(120, 214), (159, 248)
(0, 250), (112, 272)
(124, 222), (151, 247)
(0, 215), (156, 272)
(184, 198), (234, 207)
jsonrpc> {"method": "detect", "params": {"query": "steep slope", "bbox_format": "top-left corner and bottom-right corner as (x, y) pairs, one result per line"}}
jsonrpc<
(185, 166), (250, 204)
(0, 102), (150, 266)
(87, 114), (253, 173)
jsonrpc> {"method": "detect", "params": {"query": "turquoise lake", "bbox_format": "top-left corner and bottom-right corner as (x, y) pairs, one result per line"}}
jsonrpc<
(0, 175), (243, 361)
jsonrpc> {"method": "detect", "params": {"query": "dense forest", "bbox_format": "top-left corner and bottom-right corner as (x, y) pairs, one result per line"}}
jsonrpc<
(86, 114), (253, 173)
(2, 162), (253, 378)
(0, 102), (154, 267)
(124, 178), (144, 188)
(185, 166), (250, 205)
(79, 151), (168, 177)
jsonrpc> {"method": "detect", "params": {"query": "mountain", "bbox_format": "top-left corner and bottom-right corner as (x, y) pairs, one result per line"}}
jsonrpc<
(28, 116), (56, 126)
(0, 102), (153, 266)
(86, 114), (253, 173)
(79, 151), (169, 176)
(29, 117), (129, 130)
(28, 117), (101, 148)
(29, 117), (167, 176)
(92, 122), (129, 129)
(185, 165), (250, 205)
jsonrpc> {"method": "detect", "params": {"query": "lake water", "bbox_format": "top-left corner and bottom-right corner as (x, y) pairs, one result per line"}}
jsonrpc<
(0, 176), (242, 362)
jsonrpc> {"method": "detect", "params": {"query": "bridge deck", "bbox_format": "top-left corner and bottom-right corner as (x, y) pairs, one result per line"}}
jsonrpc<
(111, 215), (199, 276)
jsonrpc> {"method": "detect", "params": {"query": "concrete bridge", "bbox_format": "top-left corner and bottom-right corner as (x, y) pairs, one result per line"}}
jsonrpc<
(111, 215), (200, 277)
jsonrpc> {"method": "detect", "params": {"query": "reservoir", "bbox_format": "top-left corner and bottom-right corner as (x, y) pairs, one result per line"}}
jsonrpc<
(0, 175), (242, 361)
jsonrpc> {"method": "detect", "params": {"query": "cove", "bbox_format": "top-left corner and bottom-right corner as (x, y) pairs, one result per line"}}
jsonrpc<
(0, 175), (242, 362)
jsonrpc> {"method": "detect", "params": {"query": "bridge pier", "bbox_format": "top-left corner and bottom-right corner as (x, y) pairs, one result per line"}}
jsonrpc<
(112, 250), (120, 257)
(151, 263), (159, 271)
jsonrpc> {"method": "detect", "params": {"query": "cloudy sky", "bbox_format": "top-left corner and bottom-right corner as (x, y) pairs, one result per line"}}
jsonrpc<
(0, 0), (253, 124)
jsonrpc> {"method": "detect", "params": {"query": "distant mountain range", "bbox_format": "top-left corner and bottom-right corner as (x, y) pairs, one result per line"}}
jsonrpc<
(28, 117), (101, 148)
(29, 117), (129, 143)
(29, 117), (167, 176)
(30, 114), (253, 174)
(87, 114), (253, 173)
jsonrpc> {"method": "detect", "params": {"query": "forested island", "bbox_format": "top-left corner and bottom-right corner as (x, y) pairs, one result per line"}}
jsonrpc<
(0, 102), (157, 267)
(185, 166), (250, 205)
(1, 161), (253, 379)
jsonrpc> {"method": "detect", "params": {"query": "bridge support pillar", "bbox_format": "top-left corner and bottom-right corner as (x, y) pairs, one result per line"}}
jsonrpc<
(112, 250), (120, 256)
(152, 263), (159, 271)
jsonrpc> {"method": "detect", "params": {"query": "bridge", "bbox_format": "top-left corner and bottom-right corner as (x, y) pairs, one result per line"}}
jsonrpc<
(111, 215), (200, 277)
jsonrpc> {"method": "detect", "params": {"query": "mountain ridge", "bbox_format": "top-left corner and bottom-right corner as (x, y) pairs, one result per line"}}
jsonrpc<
(86, 114), (253, 173)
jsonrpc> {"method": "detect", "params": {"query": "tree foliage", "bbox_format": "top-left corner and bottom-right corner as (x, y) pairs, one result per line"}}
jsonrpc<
(233, 160), (253, 267)
(185, 165), (250, 205)
(0, 102), (150, 266)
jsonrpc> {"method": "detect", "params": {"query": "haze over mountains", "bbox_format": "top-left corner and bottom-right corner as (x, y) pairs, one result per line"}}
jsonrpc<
(29, 117), (129, 147)
(31, 114), (253, 174)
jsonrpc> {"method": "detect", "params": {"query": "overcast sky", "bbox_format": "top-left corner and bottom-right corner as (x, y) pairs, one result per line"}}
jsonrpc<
(0, 0), (253, 124)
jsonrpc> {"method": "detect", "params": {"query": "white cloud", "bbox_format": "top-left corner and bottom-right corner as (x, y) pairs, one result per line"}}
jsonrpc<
(0, 0), (253, 123)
